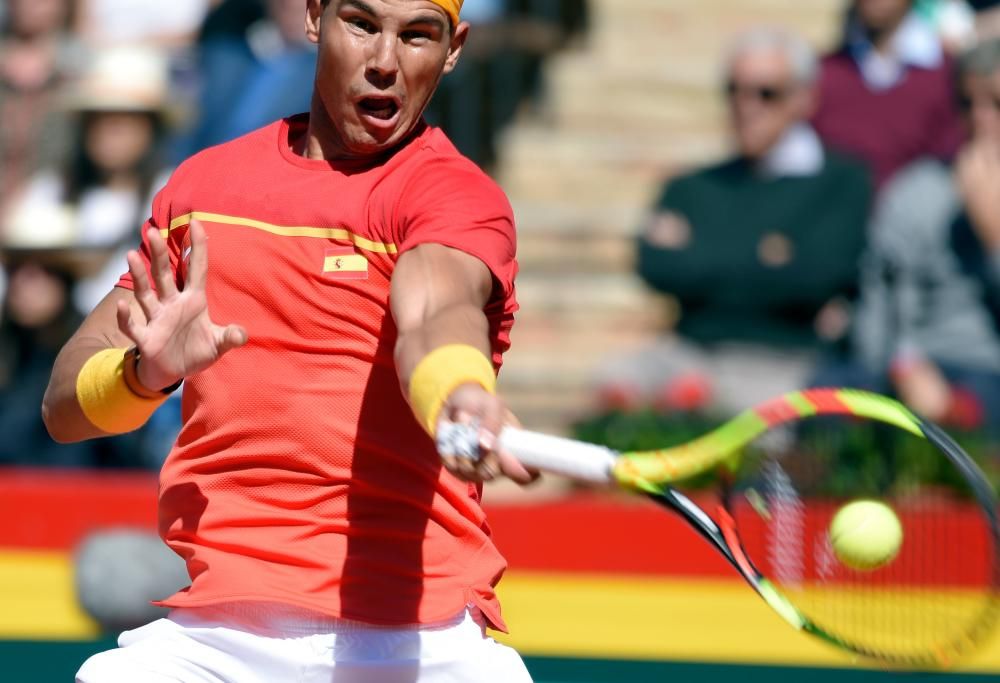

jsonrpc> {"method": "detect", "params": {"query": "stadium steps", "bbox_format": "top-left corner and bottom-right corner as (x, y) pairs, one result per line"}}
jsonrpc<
(495, 0), (842, 434)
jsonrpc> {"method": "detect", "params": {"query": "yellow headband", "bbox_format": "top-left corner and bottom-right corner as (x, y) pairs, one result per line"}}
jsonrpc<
(429, 0), (461, 26)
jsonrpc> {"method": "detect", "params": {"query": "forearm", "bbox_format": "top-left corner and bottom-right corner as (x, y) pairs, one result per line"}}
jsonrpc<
(42, 289), (140, 443)
(43, 342), (116, 443)
(390, 243), (502, 437)
(637, 238), (709, 300)
(394, 302), (492, 391)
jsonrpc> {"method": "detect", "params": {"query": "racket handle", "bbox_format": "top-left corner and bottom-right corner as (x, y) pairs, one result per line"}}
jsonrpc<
(436, 421), (617, 484)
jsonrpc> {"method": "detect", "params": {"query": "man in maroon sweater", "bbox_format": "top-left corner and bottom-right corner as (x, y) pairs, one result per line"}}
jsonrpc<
(813, 0), (964, 189)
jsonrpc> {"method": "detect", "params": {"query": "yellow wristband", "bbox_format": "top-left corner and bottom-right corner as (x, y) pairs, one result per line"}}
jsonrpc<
(76, 348), (168, 434)
(408, 344), (496, 436)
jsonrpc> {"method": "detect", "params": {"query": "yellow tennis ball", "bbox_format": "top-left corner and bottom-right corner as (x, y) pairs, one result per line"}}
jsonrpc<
(829, 500), (903, 571)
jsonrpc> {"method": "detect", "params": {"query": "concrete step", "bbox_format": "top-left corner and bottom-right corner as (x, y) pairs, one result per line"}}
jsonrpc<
(517, 233), (634, 273)
(498, 127), (721, 207)
(585, 0), (842, 31)
(499, 328), (663, 432)
(499, 154), (706, 207)
(500, 122), (726, 171)
(512, 309), (666, 349)
(512, 199), (647, 237)
(546, 79), (725, 136)
(516, 271), (656, 312)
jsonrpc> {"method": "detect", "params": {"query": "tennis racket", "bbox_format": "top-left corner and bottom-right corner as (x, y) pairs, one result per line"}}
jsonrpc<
(437, 387), (1000, 668)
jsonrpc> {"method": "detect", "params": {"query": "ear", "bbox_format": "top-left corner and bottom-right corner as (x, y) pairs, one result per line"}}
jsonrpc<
(306, 0), (326, 45)
(442, 21), (470, 75)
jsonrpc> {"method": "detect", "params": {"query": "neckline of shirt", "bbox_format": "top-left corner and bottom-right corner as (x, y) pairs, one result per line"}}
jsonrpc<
(276, 113), (431, 174)
(756, 123), (826, 179)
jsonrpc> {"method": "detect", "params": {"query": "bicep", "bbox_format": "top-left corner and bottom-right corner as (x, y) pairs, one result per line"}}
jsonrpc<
(390, 243), (494, 333)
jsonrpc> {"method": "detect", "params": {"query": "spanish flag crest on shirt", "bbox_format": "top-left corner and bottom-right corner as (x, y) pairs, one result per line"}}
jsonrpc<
(324, 247), (368, 280)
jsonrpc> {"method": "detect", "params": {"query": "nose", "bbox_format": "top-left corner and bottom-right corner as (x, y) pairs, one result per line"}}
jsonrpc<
(366, 31), (398, 87)
(731, 95), (763, 120)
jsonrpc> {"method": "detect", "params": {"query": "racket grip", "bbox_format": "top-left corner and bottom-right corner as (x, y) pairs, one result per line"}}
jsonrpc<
(436, 421), (617, 484)
(501, 428), (617, 483)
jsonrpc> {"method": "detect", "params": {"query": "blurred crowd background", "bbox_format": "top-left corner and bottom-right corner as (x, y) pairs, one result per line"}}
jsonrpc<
(2, 0), (1000, 477)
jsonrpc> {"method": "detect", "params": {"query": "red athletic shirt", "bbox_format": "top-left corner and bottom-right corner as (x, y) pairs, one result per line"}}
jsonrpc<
(116, 115), (518, 630)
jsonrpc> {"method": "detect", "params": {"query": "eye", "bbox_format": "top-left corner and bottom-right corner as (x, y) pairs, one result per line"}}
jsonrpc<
(347, 16), (377, 33)
(401, 29), (432, 43)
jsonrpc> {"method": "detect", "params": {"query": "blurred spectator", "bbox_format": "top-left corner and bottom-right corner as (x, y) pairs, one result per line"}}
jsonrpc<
(2, 45), (183, 467)
(836, 39), (1000, 431)
(0, 204), (147, 467)
(0, 46), (180, 469)
(75, 0), (211, 48)
(814, 0), (964, 188)
(972, 0), (1000, 39)
(595, 28), (871, 414)
(0, 0), (78, 217)
(175, 0), (315, 158)
(916, 0), (977, 52)
(5, 45), (175, 316)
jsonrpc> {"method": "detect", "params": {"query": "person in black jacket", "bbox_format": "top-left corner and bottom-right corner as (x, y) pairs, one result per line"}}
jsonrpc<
(596, 27), (872, 415)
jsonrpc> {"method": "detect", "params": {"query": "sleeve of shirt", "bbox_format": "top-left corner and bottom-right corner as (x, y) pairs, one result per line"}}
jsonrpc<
(115, 179), (183, 293)
(396, 156), (517, 299)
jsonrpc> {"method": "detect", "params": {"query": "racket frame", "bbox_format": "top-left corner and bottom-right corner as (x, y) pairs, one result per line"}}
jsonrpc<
(436, 388), (1000, 668)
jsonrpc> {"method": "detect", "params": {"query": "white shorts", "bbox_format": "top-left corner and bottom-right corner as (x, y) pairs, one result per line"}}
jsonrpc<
(76, 602), (533, 683)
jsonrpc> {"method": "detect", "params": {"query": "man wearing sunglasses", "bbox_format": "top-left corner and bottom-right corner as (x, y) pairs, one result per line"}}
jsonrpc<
(845, 38), (1000, 432)
(595, 28), (871, 416)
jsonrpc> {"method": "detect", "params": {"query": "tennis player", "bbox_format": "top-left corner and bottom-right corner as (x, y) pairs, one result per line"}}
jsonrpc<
(42, 1), (536, 680)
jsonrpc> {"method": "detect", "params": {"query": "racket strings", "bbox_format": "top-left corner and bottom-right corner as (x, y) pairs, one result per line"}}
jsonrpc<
(730, 417), (1000, 666)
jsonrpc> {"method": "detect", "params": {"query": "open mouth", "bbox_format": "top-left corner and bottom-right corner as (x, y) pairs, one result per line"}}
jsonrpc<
(357, 96), (400, 122)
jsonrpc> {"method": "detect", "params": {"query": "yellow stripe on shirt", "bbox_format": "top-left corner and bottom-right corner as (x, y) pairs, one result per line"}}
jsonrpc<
(164, 211), (399, 254)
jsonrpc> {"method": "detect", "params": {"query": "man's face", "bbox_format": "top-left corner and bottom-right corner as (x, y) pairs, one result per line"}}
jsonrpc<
(306, 0), (467, 158)
(960, 69), (1000, 146)
(854, 0), (912, 33)
(726, 48), (812, 160)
